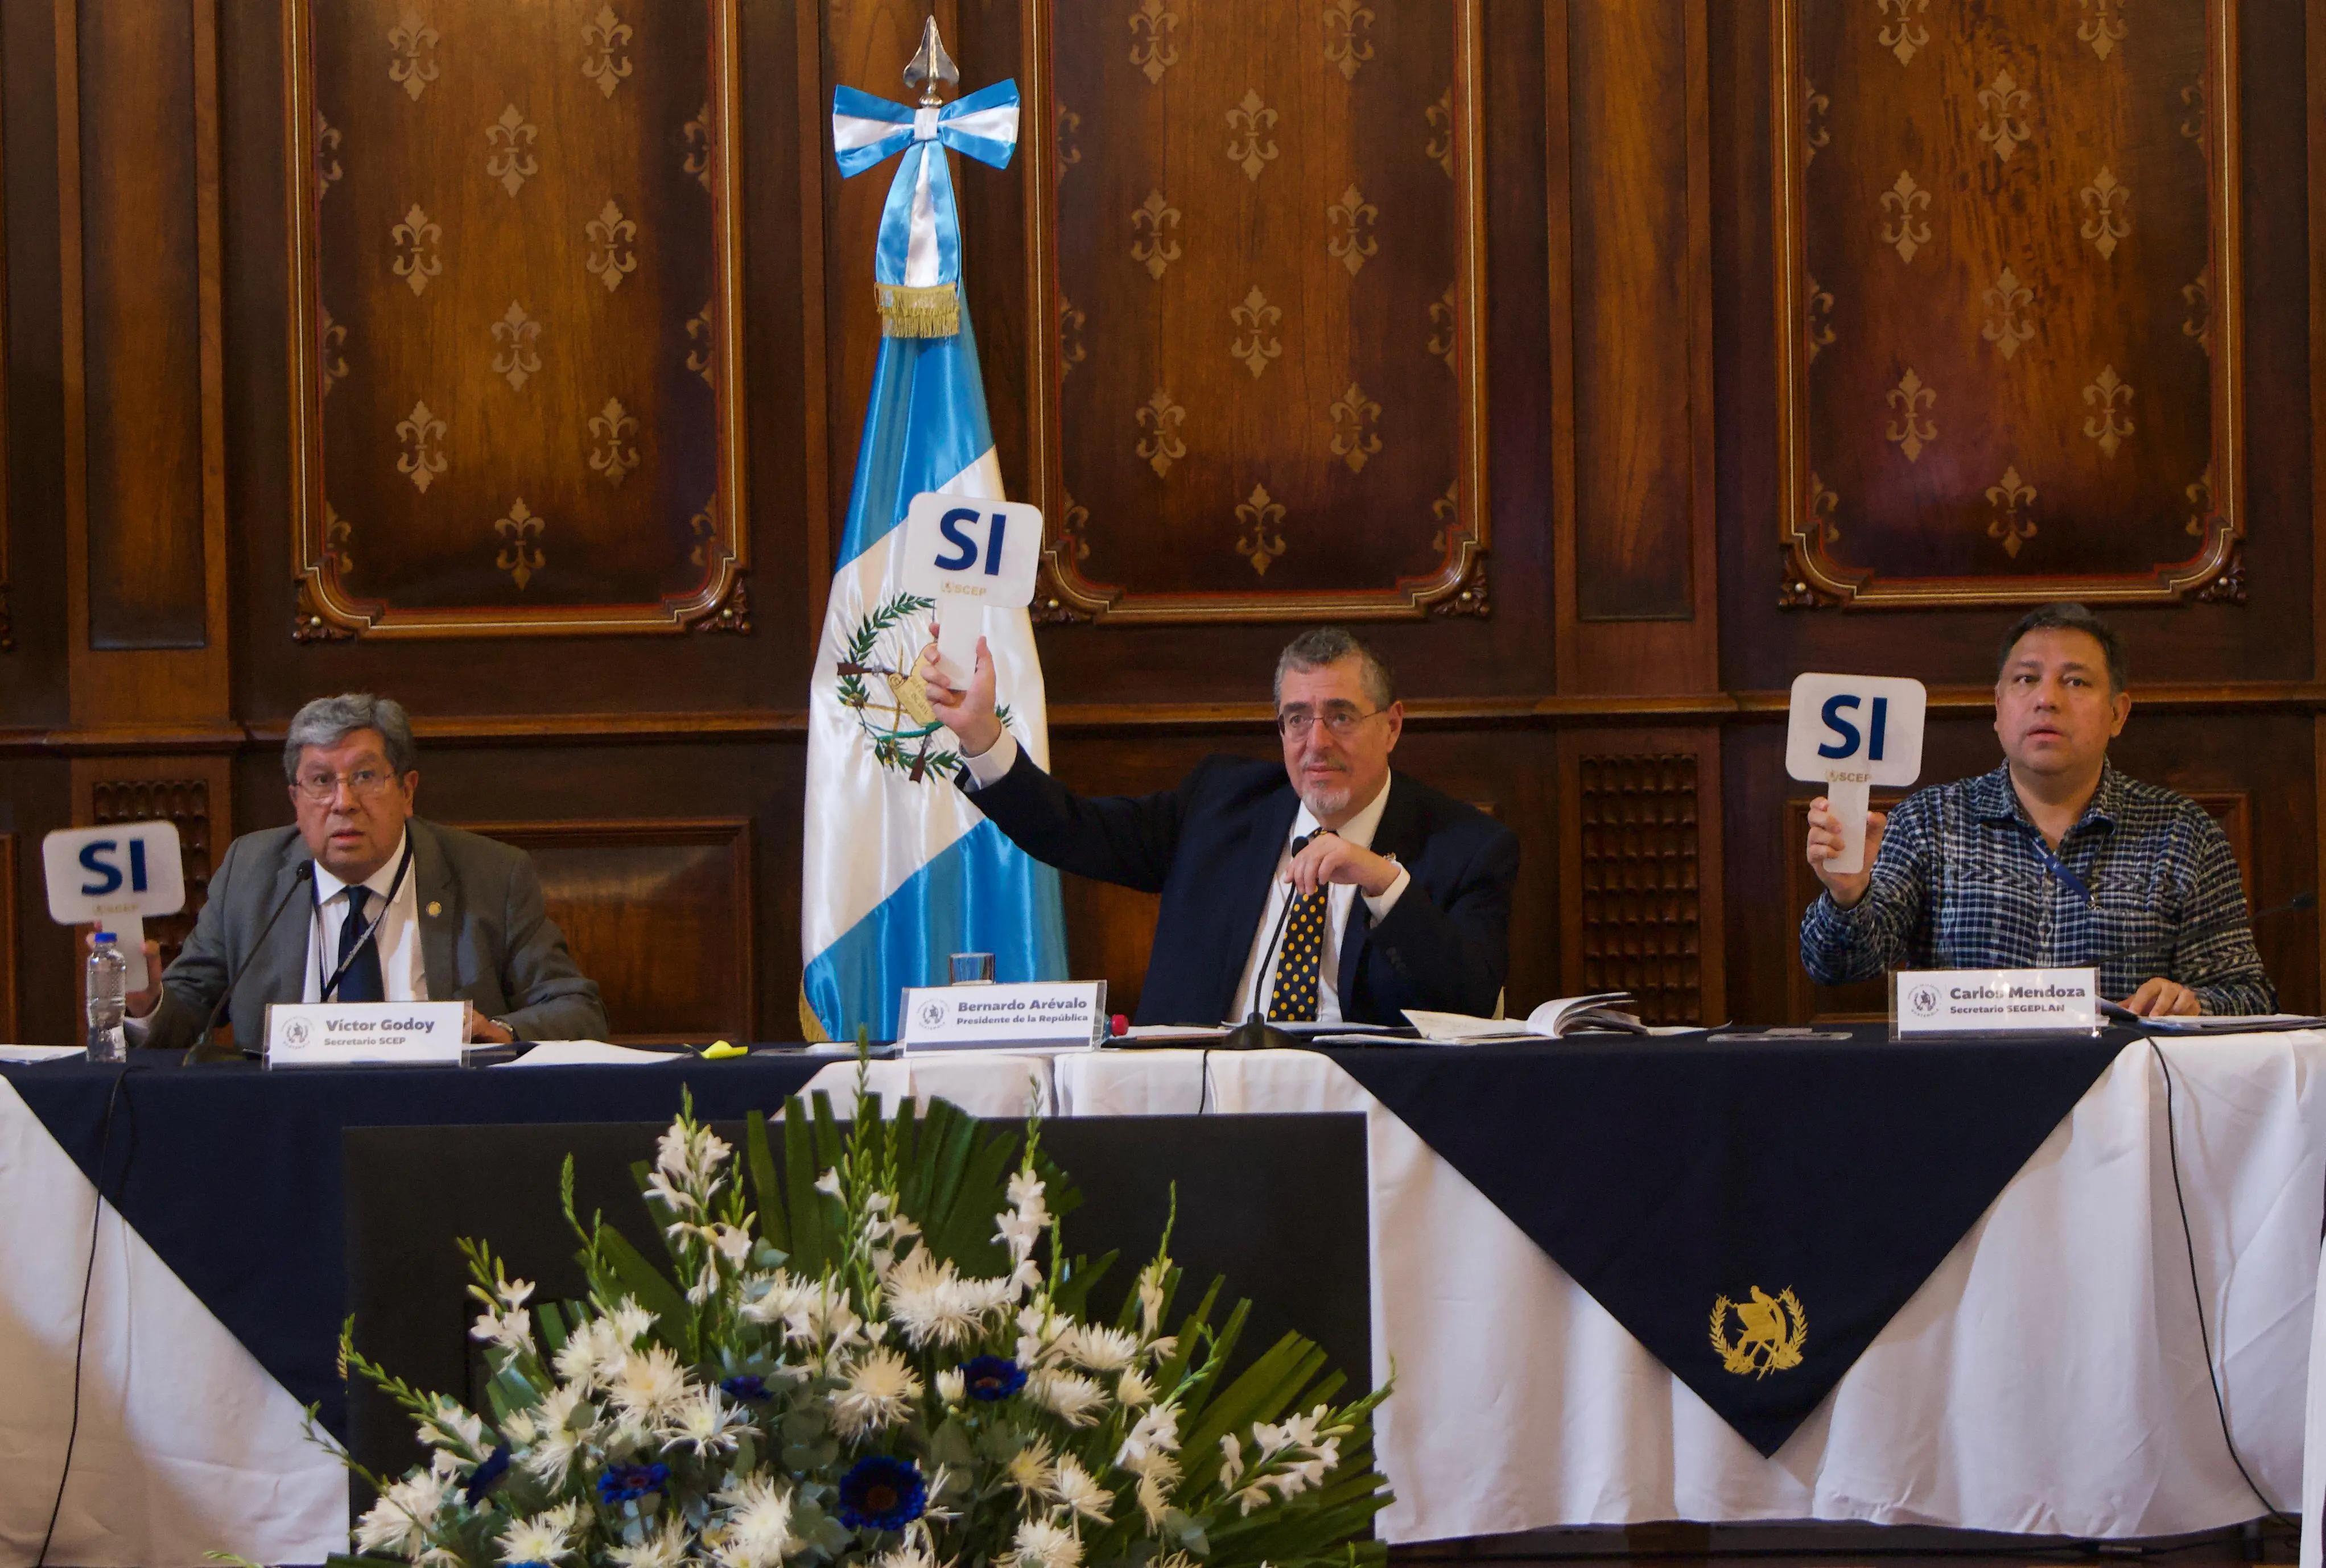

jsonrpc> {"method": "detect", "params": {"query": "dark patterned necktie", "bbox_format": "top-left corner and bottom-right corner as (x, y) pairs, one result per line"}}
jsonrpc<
(1267, 887), (1330, 1022)
(336, 884), (386, 1002)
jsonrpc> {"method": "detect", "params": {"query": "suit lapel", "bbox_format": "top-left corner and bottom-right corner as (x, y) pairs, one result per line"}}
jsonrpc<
(1337, 774), (1418, 1004)
(411, 820), (462, 1001)
(1219, 786), (1304, 1020)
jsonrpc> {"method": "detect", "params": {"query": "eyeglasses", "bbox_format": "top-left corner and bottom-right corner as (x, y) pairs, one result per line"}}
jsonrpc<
(1276, 705), (1388, 740)
(294, 768), (400, 803)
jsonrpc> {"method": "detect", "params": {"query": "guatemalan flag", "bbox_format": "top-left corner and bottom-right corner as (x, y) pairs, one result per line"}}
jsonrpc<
(801, 68), (1069, 1041)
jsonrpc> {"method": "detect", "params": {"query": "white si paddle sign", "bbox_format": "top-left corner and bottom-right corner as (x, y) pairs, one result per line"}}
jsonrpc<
(901, 494), (1044, 687)
(1786, 673), (1927, 876)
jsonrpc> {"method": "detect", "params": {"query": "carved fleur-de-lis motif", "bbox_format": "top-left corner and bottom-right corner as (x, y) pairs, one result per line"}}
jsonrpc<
(2180, 79), (2207, 148)
(486, 105), (539, 197)
(391, 203), (443, 296)
(1056, 105), (1082, 184)
(683, 103), (715, 192)
(2080, 168), (2129, 259)
(1130, 189), (1181, 280)
(387, 11), (439, 101)
(1226, 90), (1279, 182)
(1234, 484), (1286, 576)
(315, 113), (344, 197)
(1322, 0), (1375, 81)
(1058, 292), (1087, 380)
(491, 301), (541, 391)
(1429, 481), (1457, 551)
(588, 397), (640, 486)
(685, 302), (716, 387)
(585, 199), (638, 292)
(2185, 463), (2214, 538)
(2078, 0), (2127, 62)
(1984, 465), (2037, 558)
(1884, 368), (1935, 463)
(1809, 472), (1839, 543)
(1425, 88), (1455, 179)
(1427, 283), (1457, 369)
(1326, 184), (1378, 276)
(320, 306), (349, 396)
(396, 399), (447, 493)
(1981, 268), (2034, 360)
(1136, 389), (1187, 477)
(2183, 267), (2210, 356)
(688, 493), (717, 567)
(1875, 0), (1929, 65)
(1880, 171), (1931, 263)
(1803, 80), (1830, 166)
(1058, 490), (1092, 565)
(1129, 0), (1180, 85)
(582, 6), (633, 98)
(324, 501), (354, 571)
(2082, 366), (2133, 458)
(1976, 71), (2031, 162)
(1329, 383), (1382, 474)
(1230, 287), (1283, 379)
(494, 499), (546, 589)
(1807, 277), (1835, 360)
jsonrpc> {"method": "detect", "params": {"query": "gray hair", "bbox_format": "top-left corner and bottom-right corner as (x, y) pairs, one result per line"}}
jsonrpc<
(1273, 626), (1395, 710)
(283, 694), (418, 782)
(1997, 601), (2128, 694)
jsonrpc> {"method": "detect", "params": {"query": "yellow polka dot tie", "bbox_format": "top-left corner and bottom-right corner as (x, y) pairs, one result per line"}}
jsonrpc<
(1267, 888), (1330, 1022)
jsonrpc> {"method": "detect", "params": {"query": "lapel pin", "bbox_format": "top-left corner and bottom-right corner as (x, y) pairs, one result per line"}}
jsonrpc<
(426, 900), (442, 918)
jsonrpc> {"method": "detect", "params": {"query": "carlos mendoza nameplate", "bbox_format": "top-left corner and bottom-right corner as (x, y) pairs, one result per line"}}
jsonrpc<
(1893, 967), (2100, 1037)
(898, 981), (1108, 1053)
(265, 1001), (473, 1067)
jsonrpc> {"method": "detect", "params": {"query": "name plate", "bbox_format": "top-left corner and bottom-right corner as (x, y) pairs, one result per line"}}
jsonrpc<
(898, 981), (1107, 1053)
(1895, 968), (2100, 1037)
(265, 1001), (472, 1067)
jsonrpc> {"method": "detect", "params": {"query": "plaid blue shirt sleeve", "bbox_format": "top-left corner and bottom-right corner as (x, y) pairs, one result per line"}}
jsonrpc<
(2169, 813), (2275, 1015)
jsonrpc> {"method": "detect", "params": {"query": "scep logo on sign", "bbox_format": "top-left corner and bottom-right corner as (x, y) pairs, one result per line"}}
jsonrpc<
(901, 493), (1043, 686)
(42, 822), (187, 924)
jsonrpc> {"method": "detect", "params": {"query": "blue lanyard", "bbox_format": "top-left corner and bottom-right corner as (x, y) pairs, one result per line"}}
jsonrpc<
(2027, 830), (2096, 909)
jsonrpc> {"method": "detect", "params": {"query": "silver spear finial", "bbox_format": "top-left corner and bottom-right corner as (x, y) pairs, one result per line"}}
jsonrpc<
(903, 14), (959, 108)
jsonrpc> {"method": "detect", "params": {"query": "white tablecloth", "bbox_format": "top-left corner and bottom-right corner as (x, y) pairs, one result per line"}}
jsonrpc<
(2, 1036), (2319, 1565)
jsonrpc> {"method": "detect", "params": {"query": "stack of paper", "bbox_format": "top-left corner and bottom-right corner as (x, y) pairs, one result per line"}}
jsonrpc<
(1403, 993), (1648, 1045)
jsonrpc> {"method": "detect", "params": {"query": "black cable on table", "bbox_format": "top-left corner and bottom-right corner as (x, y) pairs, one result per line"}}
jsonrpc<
(35, 1064), (133, 1568)
(2144, 1037), (2292, 1528)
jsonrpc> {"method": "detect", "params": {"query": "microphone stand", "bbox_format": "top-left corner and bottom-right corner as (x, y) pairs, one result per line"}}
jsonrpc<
(183, 864), (314, 1064)
(1224, 832), (1317, 1053)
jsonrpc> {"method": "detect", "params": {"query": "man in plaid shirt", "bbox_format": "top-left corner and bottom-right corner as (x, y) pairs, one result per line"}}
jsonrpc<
(1800, 603), (2273, 1017)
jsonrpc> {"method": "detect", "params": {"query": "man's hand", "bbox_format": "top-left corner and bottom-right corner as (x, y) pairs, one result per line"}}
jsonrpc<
(87, 932), (164, 1018)
(1287, 832), (1401, 899)
(920, 636), (1004, 758)
(1805, 798), (1887, 909)
(469, 1015), (516, 1045)
(2122, 976), (2200, 1017)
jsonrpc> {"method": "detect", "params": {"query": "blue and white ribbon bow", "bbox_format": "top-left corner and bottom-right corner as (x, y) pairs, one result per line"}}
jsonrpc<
(832, 80), (1019, 336)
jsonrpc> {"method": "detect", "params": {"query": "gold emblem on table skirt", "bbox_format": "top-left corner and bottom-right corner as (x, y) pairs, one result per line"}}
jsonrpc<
(1710, 1285), (1807, 1377)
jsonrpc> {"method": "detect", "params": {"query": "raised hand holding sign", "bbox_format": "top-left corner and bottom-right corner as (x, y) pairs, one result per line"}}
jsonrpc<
(901, 492), (1043, 687)
(42, 822), (187, 992)
(1787, 673), (1927, 879)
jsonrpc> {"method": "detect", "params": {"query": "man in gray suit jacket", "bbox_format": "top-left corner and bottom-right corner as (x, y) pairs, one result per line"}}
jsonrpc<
(125, 694), (609, 1051)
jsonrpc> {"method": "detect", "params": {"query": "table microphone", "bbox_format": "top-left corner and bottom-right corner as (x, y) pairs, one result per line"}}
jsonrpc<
(1225, 831), (1322, 1053)
(183, 863), (314, 1064)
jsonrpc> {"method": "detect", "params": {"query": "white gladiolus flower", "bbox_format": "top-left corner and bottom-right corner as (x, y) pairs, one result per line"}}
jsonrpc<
(1117, 1404), (1180, 1467)
(496, 1276), (536, 1310)
(354, 1470), (449, 1557)
(416, 1399), (489, 1456)
(711, 1223), (755, 1266)
(1006, 1517), (1083, 1568)
(1116, 1366), (1155, 1408)
(661, 1387), (746, 1455)
(712, 1476), (801, 1568)
(1133, 1257), (1169, 1338)
(606, 1343), (691, 1422)
(1218, 1433), (1245, 1489)
(656, 1120), (732, 1187)
(831, 1347), (922, 1438)
(1061, 1323), (1142, 1373)
(1026, 1368), (1108, 1426)
(935, 1367), (966, 1405)
(470, 1305), (533, 1352)
(1051, 1454), (1113, 1524)
(814, 1168), (843, 1198)
(608, 1520), (690, 1568)
(1004, 1435), (1057, 1499)
(496, 1500), (581, 1565)
(884, 1247), (1017, 1347)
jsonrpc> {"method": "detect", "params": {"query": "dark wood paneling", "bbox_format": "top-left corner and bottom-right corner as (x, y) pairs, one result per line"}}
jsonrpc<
(0, 832), (17, 1041)
(460, 819), (754, 1043)
(1558, 727), (1724, 1025)
(72, 0), (208, 649)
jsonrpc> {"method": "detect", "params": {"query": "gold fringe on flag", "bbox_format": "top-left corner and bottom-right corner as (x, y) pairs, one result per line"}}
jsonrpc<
(876, 282), (960, 338)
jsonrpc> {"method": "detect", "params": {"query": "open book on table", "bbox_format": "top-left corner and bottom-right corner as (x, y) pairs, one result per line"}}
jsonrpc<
(1403, 993), (1648, 1045)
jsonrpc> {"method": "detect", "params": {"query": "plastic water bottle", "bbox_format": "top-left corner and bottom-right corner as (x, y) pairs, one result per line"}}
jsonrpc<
(86, 934), (127, 1064)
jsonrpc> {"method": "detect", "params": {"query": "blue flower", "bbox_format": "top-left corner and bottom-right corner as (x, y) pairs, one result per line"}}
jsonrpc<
(461, 1445), (511, 1505)
(597, 1462), (671, 1504)
(960, 1355), (1026, 1402)
(721, 1374), (772, 1404)
(836, 1455), (927, 1532)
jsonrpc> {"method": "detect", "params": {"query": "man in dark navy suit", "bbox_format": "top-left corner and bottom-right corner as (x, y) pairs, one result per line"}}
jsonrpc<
(921, 626), (1518, 1026)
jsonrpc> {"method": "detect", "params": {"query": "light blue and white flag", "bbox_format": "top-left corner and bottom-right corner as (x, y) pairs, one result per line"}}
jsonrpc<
(801, 73), (1068, 1042)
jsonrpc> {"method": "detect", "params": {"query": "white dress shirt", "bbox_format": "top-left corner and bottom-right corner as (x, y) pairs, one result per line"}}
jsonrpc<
(962, 733), (1409, 1023)
(305, 832), (428, 1002)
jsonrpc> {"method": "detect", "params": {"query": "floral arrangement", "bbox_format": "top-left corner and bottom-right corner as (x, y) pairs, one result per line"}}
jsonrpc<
(329, 1084), (1389, 1568)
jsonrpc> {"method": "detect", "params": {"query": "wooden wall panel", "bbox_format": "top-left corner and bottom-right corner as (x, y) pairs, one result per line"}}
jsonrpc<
(0, 833), (17, 1041)
(1558, 728), (1724, 1025)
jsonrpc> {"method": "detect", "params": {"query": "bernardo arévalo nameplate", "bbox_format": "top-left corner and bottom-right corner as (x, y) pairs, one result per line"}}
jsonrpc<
(898, 981), (1107, 1053)
(265, 1001), (473, 1067)
(1894, 967), (2099, 1037)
